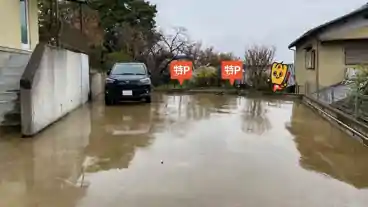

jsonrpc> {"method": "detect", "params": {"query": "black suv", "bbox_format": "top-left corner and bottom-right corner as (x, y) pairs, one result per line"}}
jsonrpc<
(105, 62), (152, 105)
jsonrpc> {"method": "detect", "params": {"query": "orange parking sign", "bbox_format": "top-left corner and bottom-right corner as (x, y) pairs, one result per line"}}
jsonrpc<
(170, 61), (193, 85)
(221, 61), (243, 85)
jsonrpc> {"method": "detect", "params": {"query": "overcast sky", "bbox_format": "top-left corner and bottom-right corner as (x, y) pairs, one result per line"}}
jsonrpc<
(149, 0), (367, 62)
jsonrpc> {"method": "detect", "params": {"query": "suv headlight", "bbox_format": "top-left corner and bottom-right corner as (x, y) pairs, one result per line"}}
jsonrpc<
(105, 77), (115, 84)
(140, 78), (151, 84)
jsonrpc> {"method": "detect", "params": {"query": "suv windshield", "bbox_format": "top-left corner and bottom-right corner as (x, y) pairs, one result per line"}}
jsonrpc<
(111, 64), (147, 75)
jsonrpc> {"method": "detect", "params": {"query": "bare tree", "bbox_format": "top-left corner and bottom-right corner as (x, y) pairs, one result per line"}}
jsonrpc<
(197, 46), (219, 66)
(151, 27), (189, 73)
(244, 45), (276, 90)
(159, 27), (189, 56)
(218, 52), (239, 62)
(130, 27), (190, 85)
(183, 41), (202, 67)
(115, 23), (162, 61)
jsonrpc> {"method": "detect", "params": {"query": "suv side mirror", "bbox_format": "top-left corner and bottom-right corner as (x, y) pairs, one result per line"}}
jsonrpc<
(148, 71), (151, 76)
(106, 70), (111, 75)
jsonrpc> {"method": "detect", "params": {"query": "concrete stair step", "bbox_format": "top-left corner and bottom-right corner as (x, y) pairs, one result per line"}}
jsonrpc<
(0, 71), (22, 78)
(0, 76), (21, 86)
(0, 101), (20, 126)
(0, 82), (20, 90)
(0, 66), (26, 76)
(2, 110), (20, 124)
(0, 120), (20, 127)
(0, 78), (22, 87)
(6, 53), (30, 68)
(0, 91), (18, 102)
(0, 51), (29, 128)
(0, 101), (20, 111)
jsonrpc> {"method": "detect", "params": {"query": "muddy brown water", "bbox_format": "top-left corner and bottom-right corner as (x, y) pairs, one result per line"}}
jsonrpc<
(0, 93), (368, 207)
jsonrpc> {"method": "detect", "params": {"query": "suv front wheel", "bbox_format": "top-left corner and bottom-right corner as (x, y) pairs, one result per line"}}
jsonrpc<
(105, 96), (113, 105)
(145, 97), (151, 103)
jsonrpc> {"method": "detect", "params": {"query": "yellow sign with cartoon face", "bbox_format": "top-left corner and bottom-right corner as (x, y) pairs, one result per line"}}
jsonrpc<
(271, 62), (288, 85)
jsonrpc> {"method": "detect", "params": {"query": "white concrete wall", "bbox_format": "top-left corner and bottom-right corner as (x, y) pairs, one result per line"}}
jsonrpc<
(21, 46), (90, 136)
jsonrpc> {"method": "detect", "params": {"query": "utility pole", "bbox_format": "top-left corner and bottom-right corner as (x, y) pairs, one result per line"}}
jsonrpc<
(79, 3), (83, 32)
(55, 0), (60, 47)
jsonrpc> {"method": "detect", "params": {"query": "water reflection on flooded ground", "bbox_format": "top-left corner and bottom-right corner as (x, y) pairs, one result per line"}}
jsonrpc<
(0, 93), (368, 207)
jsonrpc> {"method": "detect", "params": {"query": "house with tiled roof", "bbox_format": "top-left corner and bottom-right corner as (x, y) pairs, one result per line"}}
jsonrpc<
(289, 3), (368, 93)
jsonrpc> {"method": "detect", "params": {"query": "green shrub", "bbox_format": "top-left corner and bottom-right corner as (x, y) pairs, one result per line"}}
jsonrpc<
(192, 66), (218, 87)
(349, 65), (368, 95)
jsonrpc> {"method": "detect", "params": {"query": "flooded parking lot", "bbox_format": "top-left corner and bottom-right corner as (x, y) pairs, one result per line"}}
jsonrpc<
(1, 93), (368, 207)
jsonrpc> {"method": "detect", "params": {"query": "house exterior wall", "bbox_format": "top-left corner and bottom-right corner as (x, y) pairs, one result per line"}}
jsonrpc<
(296, 39), (368, 93)
(296, 40), (352, 92)
(318, 43), (346, 88)
(0, 0), (38, 50)
(29, 0), (39, 50)
(294, 39), (318, 93)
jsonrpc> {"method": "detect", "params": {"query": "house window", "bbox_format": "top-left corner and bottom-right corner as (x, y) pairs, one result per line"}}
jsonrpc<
(345, 45), (368, 65)
(305, 49), (315, 69)
(20, 0), (30, 50)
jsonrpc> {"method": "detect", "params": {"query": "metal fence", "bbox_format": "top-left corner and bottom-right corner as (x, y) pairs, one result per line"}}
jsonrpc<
(303, 81), (368, 123)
